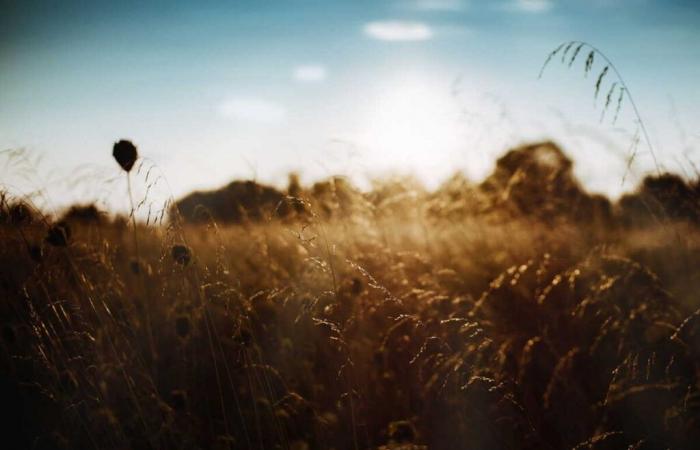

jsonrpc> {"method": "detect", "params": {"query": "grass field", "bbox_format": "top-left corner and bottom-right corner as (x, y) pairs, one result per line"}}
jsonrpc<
(1, 142), (700, 449)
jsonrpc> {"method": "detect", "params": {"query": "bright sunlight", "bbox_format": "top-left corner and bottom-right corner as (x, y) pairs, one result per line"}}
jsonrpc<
(360, 76), (466, 180)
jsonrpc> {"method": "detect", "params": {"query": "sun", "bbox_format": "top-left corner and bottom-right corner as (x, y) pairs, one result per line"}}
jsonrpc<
(359, 76), (466, 182)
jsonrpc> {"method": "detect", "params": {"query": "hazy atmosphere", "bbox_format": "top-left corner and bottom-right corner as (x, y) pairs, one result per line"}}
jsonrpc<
(3, 2), (700, 450)
(3, 0), (700, 211)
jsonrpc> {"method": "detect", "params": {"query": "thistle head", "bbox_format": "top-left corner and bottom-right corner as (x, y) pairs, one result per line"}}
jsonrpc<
(171, 244), (192, 266)
(112, 139), (138, 172)
(45, 221), (71, 247)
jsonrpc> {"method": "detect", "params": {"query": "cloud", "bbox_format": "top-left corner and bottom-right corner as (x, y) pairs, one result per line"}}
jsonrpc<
(218, 97), (286, 124)
(404, 0), (467, 11)
(293, 65), (328, 82)
(363, 21), (433, 42)
(505, 0), (554, 12)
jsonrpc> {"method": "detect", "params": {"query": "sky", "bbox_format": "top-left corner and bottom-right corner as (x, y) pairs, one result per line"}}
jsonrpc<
(1, 0), (700, 212)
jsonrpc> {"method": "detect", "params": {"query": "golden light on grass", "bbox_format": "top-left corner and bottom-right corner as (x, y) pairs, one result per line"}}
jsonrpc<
(2, 108), (700, 449)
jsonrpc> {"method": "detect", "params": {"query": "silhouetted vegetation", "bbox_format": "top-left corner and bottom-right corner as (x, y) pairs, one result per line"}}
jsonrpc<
(619, 173), (700, 227)
(1, 142), (700, 449)
(174, 180), (293, 224)
(60, 203), (106, 225)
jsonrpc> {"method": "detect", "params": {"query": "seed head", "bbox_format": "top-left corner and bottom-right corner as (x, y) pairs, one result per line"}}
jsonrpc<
(112, 140), (138, 172)
(388, 420), (416, 444)
(171, 244), (192, 266)
(45, 222), (71, 247)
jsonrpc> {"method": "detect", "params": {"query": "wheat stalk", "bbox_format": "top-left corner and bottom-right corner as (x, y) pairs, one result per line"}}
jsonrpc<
(539, 40), (661, 177)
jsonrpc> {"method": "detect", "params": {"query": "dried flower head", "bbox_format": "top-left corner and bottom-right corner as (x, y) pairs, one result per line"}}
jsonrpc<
(112, 139), (138, 172)
(45, 221), (71, 247)
(388, 420), (416, 444)
(171, 244), (192, 266)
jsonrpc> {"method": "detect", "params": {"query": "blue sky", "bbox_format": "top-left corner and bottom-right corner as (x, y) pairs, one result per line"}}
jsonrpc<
(2, 0), (699, 211)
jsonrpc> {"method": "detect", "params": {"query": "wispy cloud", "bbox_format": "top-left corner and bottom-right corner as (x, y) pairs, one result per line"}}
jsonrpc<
(293, 65), (328, 82)
(218, 97), (286, 124)
(403, 0), (467, 12)
(505, 0), (554, 13)
(363, 21), (433, 42)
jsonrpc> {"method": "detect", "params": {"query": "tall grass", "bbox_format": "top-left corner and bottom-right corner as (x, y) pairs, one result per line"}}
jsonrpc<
(1, 137), (700, 449)
(539, 41), (662, 183)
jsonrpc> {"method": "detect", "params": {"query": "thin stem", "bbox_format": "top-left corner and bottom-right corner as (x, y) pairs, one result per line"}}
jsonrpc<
(319, 221), (338, 299)
(570, 41), (661, 175)
(540, 40), (662, 177)
(127, 173), (140, 259)
(127, 172), (158, 366)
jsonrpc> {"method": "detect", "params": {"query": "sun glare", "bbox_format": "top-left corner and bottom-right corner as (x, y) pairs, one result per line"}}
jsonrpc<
(360, 77), (465, 181)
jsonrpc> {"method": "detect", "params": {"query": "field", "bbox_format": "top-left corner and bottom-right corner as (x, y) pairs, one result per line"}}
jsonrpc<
(1, 142), (700, 449)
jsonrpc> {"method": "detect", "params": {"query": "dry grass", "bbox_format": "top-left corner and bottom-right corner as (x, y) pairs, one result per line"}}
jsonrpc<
(539, 41), (662, 183)
(2, 140), (700, 450)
